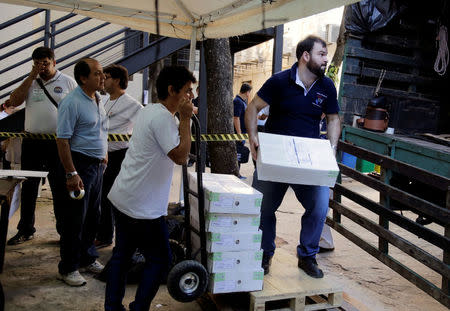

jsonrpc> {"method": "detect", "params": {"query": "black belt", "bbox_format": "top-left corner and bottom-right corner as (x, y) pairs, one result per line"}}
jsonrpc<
(71, 151), (103, 164)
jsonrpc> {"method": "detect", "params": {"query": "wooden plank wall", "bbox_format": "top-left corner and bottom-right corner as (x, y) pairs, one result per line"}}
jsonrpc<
(339, 14), (446, 135)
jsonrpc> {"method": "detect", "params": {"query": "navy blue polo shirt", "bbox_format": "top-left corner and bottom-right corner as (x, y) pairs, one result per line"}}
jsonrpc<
(233, 94), (247, 133)
(257, 63), (339, 138)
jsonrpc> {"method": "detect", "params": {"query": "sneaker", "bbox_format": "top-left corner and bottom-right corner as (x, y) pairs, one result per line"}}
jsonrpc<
(81, 260), (104, 274)
(262, 252), (273, 275)
(58, 270), (87, 286)
(94, 239), (112, 249)
(298, 257), (324, 278)
(7, 232), (34, 245)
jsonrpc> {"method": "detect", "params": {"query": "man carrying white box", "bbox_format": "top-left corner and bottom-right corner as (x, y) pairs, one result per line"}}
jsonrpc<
(245, 35), (341, 278)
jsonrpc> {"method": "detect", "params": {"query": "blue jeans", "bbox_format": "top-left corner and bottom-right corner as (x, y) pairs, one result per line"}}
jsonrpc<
(105, 209), (172, 311)
(58, 152), (104, 274)
(252, 170), (329, 258)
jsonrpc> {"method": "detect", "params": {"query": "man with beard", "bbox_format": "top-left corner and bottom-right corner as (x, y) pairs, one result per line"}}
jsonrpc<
(7, 47), (77, 245)
(245, 35), (341, 278)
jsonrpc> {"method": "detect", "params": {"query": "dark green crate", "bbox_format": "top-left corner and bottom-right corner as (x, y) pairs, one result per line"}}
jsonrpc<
(356, 158), (375, 173)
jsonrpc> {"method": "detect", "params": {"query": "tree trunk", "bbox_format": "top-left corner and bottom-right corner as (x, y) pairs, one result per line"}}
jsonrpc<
(330, 5), (351, 68)
(204, 38), (239, 176)
(148, 60), (164, 103)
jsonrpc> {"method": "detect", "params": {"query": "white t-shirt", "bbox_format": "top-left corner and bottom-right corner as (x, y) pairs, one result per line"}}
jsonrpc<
(108, 103), (180, 219)
(24, 71), (77, 133)
(0, 111), (9, 120)
(104, 93), (143, 152)
(257, 106), (270, 127)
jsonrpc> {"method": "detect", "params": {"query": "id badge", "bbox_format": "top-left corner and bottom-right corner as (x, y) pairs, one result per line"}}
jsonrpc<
(32, 89), (45, 102)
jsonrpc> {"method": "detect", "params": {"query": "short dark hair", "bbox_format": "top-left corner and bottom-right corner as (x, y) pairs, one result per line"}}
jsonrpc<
(104, 64), (128, 89)
(240, 83), (252, 94)
(32, 47), (55, 60)
(156, 66), (196, 100)
(295, 35), (327, 60)
(74, 58), (95, 86)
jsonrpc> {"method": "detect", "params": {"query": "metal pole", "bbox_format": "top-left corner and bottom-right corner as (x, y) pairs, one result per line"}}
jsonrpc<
(188, 27), (197, 72)
(272, 24), (283, 74)
(142, 33), (149, 105)
(44, 10), (51, 48)
(51, 24), (56, 50)
(179, 27), (198, 206)
(198, 43), (207, 172)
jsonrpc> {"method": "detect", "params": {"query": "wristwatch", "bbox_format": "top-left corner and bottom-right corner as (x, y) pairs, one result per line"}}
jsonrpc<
(65, 171), (78, 179)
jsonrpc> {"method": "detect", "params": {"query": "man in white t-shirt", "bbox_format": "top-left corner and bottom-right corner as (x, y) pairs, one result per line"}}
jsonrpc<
(8, 47), (77, 245)
(105, 66), (196, 311)
(257, 105), (269, 132)
(94, 64), (143, 249)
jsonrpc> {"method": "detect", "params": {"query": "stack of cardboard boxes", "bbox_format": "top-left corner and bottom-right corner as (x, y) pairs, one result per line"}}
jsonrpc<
(189, 172), (264, 294)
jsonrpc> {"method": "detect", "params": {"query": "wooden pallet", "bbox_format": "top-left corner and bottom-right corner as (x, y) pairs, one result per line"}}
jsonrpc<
(249, 248), (343, 311)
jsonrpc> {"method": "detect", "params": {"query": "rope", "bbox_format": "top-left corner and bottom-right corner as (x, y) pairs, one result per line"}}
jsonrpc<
(374, 69), (386, 97)
(434, 25), (449, 76)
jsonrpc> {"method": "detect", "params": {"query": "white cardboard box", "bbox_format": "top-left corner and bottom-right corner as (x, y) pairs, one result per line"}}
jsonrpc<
(209, 268), (264, 294)
(188, 172), (262, 214)
(256, 132), (339, 187)
(192, 230), (262, 252)
(207, 250), (263, 273)
(190, 201), (260, 233)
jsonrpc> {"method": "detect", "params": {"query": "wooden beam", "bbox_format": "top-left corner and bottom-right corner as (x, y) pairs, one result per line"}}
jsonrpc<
(338, 165), (450, 224)
(338, 140), (450, 192)
(329, 200), (450, 279)
(327, 219), (450, 308)
(332, 183), (450, 250)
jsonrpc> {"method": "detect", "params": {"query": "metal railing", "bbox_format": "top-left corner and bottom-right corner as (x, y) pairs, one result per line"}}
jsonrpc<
(0, 9), (144, 100)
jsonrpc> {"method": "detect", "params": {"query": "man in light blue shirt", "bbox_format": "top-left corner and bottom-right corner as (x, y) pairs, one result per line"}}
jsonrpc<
(56, 58), (108, 287)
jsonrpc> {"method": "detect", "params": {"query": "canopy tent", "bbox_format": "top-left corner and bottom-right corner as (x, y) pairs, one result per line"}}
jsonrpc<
(1, 0), (359, 40)
(0, 0), (360, 205)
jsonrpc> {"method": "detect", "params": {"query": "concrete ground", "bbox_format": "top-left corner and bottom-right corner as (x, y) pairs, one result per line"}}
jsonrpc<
(1, 158), (448, 311)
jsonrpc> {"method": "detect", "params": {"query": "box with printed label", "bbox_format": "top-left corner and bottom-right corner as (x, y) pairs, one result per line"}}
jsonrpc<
(209, 269), (264, 294)
(192, 230), (262, 252)
(188, 172), (262, 214)
(190, 201), (260, 233)
(256, 132), (340, 187)
(207, 250), (263, 273)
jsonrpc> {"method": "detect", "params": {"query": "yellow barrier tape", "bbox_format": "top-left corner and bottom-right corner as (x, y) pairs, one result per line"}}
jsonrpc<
(0, 132), (249, 142)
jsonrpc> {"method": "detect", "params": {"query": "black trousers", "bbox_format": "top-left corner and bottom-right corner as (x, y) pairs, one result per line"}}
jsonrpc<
(105, 209), (171, 311)
(18, 139), (64, 235)
(97, 148), (127, 243)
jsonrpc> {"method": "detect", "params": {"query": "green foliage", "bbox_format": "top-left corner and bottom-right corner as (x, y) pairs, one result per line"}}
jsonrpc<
(326, 63), (339, 86)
